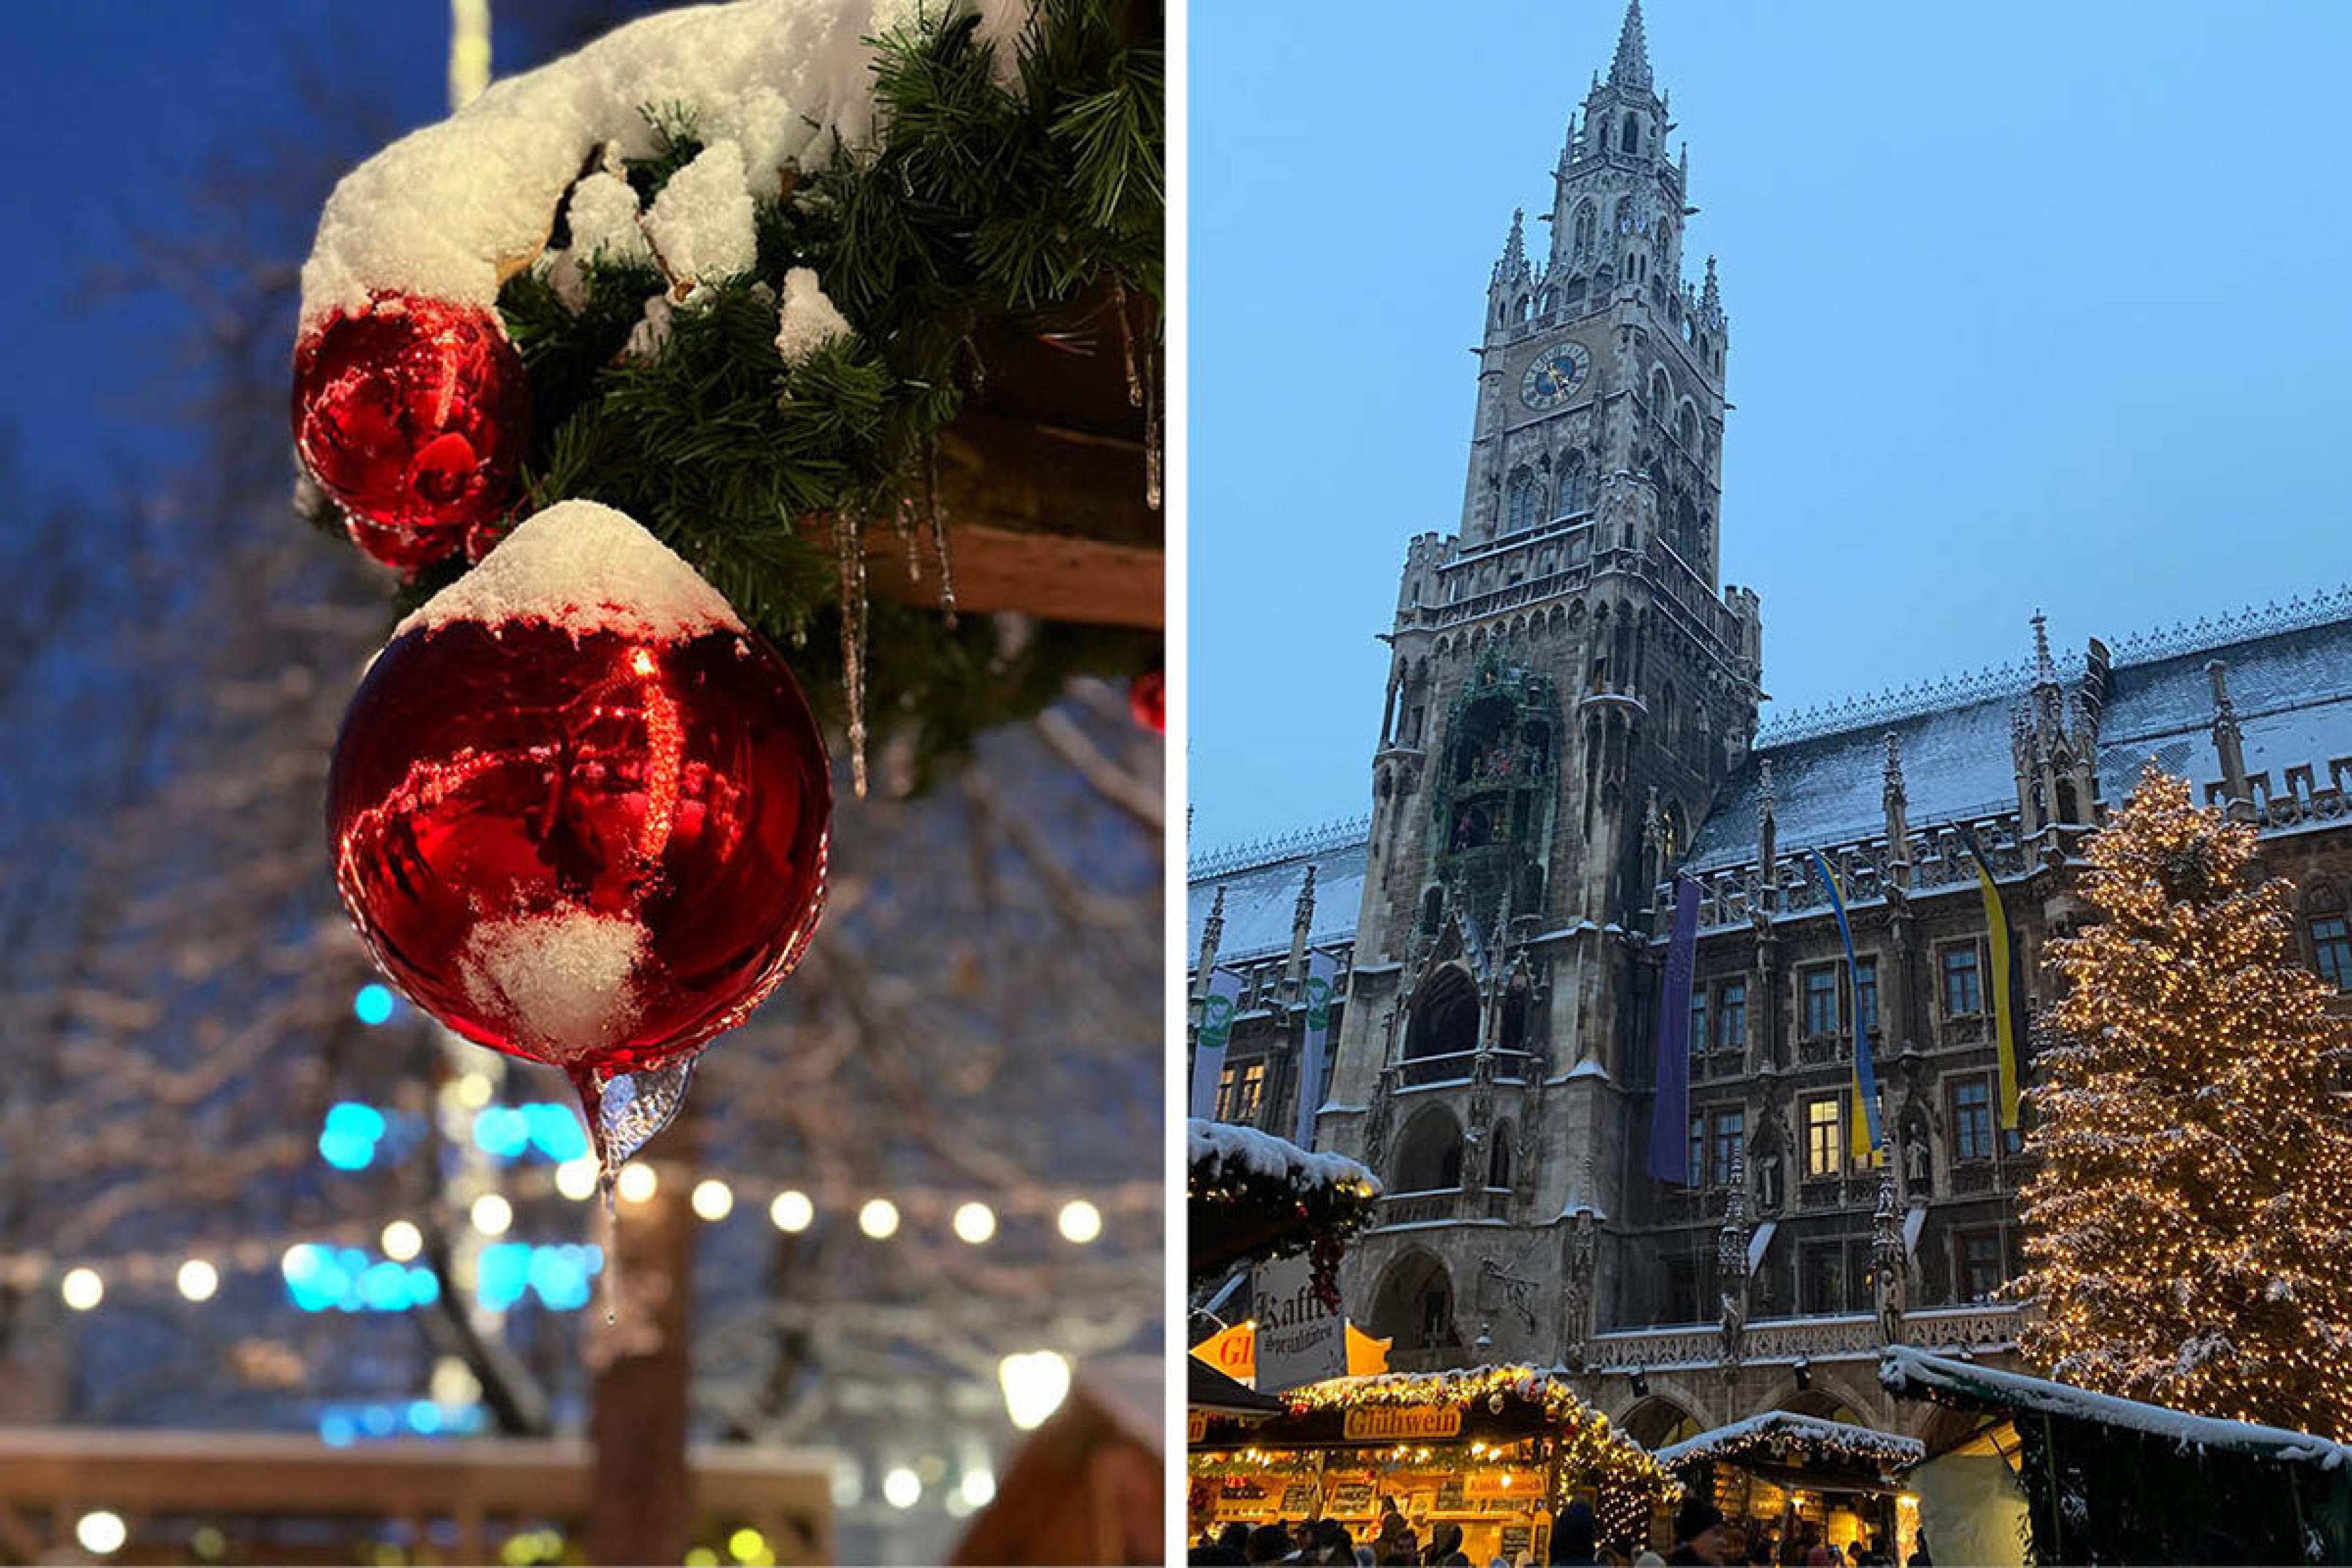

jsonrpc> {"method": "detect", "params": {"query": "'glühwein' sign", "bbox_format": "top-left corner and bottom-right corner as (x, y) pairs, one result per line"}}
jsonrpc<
(1342, 1406), (1464, 1442)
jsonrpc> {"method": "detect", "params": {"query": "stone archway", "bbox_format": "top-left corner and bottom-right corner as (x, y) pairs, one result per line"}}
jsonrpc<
(1618, 1395), (1703, 1449)
(1403, 965), (1480, 1061)
(1368, 1248), (1461, 1354)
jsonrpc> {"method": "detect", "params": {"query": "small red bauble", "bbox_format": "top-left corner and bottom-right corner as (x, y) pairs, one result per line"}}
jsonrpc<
(1129, 669), (1165, 734)
(327, 503), (829, 1158)
(292, 293), (528, 560)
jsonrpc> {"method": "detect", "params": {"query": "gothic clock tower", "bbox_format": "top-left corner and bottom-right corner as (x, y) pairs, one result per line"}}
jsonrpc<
(1319, 0), (1766, 1368)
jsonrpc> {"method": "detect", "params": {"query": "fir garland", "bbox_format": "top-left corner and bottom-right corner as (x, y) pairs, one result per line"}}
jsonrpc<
(389, 0), (1161, 779)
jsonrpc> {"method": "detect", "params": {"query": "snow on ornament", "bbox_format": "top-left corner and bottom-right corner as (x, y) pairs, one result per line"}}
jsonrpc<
(327, 501), (831, 1178)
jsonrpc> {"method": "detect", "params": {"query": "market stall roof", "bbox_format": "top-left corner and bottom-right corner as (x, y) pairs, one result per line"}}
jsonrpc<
(1189, 1355), (1285, 1418)
(1880, 1346), (2352, 1470)
(1654, 1411), (1923, 1477)
(1186, 1118), (1378, 1283)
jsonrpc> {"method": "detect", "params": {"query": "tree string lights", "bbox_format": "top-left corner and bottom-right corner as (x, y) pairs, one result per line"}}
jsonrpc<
(2013, 766), (2352, 1439)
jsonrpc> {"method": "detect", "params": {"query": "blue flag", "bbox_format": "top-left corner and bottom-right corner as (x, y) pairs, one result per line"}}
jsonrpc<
(1646, 876), (1700, 1183)
(1807, 850), (1882, 1159)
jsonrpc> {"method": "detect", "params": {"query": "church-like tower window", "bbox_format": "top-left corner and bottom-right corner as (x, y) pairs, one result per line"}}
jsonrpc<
(1557, 456), (1588, 517)
(1621, 111), (1641, 154)
(1572, 201), (1597, 256)
(1506, 467), (1540, 533)
(1564, 276), (1588, 313)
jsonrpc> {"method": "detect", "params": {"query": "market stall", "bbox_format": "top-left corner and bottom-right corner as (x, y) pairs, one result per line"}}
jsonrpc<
(1188, 1119), (1379, 1302)
(1880, 1345), (2352, 1566)
(1654, 1411), (1923, 1563)
(1189, 1366), (1680, 1559)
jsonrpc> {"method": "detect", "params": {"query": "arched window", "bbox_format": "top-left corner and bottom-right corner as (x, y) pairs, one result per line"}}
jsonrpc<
(1506, 467), (1539, 533)
(1621, 111), (1641, 154)
(1564, 275), (1588, 312)
(1392, 1106), (1466, 1191)
(1675, 494), (1700, 560)
(1517, 294), (1532, 323)
(1651, 369), (1672, 412)
(1489, 1123), (1516, 1189)
(1371, 1251), (1459, 1352)
(1404, 967), (1481, 1060)
(1572, 201), (1597, 256)
(1556, 456), (1588, 518)
(1678, 403), (1698, 450)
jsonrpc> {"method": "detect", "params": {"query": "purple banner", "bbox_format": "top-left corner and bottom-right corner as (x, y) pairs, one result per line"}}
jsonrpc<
(1646, 876), (1700, 1184)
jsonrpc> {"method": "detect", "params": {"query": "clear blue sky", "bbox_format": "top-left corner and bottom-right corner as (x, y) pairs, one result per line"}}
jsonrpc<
(1188, 0), (2352, 856)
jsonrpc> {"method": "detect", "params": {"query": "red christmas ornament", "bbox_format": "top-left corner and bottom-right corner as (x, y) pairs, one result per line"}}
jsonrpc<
(292, 293), (528, 567)
(328, 502), (829, 1166)
(1129, 668), (1165, 734)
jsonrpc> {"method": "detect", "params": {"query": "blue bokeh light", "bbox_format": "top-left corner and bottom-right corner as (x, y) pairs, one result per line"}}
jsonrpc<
(320, 1413), (356, 1448)
(353, 984), (396, 1026)
(472, 1105), (532, 1158)
(525, 1103), (589, 1161)
(407, 1400), (443, 1435)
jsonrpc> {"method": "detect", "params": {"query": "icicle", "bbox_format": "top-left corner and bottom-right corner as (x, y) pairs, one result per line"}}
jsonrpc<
(1144, 338), (1163, 513)
(891, 492), (923, 585)
(835, 510), (870, 797)
(1113, 277), (1144, 410)
(926, 439), (957, 628)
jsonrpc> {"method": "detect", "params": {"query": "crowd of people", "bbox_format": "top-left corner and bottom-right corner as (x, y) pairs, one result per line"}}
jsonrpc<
(1186, 1496), (1928, 1568)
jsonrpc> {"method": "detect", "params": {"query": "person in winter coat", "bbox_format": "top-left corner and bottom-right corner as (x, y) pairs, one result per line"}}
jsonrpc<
(1548, 1500), (1600, 1566)
(1665, 1497), (1729, 1566)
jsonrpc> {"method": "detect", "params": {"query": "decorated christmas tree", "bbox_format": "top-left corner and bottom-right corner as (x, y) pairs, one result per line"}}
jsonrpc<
(2015, 766), (2352, 1438)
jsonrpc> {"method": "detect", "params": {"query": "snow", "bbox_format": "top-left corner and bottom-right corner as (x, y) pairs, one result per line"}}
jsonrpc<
(624, 293), (676, 361)
(1186, 833), (1368, 967)
(542, 170), (652, 307)
(1188, 1118), (1377, 1196)
(298, 0), (1033, 329)
(1880, 1345), (2352, 1469)
(775, 267), (854, 365)
(1652, 1409), (1923, 1470)
(461, 909), (647, 1060)
(644, 140), (760, 290)
(396, 499), (742, 641)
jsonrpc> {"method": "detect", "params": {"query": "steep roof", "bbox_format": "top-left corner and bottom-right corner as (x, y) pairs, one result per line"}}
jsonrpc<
(1186, 819), (1367, 967)
(1687, 598), (2352, 872)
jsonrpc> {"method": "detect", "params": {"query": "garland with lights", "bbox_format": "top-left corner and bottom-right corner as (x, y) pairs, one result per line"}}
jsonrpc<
(1651, 1411), (1922, 1481)
(1187, 1120), (1379, 1307)
(2011, 766), (2352, 1441)
(1191, 1366), (1679, 1551)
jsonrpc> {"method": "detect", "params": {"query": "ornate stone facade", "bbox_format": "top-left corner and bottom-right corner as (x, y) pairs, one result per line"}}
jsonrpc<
(1187, 0), (2352, 1439)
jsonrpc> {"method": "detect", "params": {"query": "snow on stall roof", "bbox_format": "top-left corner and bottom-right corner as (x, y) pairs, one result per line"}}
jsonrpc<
(1653, 1409), (1923, 1471)
(1880, 1346), (2352, 1469)
(460, 908), (647, 1061)
(1188, 1119), (1376, 1196)
(396, 500), (743, 641)
(298, 0), (1030, 328)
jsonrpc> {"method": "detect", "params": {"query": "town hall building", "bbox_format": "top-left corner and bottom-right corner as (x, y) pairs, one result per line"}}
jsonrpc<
(1186, 0), (2352, 1443)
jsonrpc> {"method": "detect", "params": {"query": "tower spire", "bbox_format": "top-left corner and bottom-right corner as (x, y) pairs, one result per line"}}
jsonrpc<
(1609, 0), (1653, 91)
(1496, 207), (1528, 281)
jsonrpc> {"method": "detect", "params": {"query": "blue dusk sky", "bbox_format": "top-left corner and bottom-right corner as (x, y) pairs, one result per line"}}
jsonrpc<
(1188, 1), (2352, 855)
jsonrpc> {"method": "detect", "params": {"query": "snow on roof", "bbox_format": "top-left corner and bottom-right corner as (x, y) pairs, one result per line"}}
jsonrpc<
(1653, 1409), (1923, 1471)
(1187, 823), (1368, 967)
(1689, 609), (2352, 873)
(298, 0), (1031, 328)
(396, 500), (743, 641)
(1187, 1119), (1376, 1196)
(1880, 1346), (2352, 1470)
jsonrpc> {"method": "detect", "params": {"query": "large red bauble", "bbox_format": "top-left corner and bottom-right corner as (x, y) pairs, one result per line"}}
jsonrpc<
(327, 609), (831, 1086)
(292, 293), (528, 563)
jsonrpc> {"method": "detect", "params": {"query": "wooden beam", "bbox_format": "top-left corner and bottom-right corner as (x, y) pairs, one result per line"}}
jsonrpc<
(803, 413), (1163, 632)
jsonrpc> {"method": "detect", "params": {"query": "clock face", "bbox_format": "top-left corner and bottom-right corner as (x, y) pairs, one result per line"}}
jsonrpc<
(1520, 341), (1591, 410)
